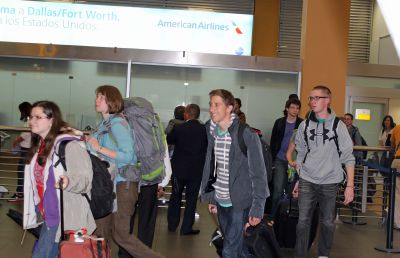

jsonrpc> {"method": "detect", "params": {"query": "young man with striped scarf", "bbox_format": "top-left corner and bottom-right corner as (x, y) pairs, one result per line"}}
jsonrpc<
(201, 89), (269, 258)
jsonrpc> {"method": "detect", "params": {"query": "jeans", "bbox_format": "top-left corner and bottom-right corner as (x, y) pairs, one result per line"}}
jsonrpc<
(217, 204), (250, 258)
(295, 178), (338, 258)
(32, 221), (59, 258)
(270, 158), (288, 219)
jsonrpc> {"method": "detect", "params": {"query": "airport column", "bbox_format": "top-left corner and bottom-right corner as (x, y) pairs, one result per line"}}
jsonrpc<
(299, 0), (350, 116)
(252, 0), (279, 57)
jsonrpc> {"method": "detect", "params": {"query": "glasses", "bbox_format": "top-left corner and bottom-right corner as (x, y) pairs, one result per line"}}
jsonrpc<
(308, 96), (329, 102)
(28, 115), (49, 121)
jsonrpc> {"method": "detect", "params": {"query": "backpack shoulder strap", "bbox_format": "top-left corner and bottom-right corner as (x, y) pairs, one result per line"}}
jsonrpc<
(332, 117), (342, 157)
(53, 139), (74, 171)
(102, 115), (124, 145)
(238, 123), (248, 157)
(302, 119), (311, 164)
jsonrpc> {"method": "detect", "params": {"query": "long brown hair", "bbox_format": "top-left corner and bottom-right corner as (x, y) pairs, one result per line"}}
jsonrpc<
(26, 101), (69, 165)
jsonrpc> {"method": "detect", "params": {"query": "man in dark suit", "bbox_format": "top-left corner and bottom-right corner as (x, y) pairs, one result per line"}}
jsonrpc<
(167, 104), (208, 235)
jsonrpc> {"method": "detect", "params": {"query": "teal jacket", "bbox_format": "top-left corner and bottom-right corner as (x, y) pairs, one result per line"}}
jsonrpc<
(90, 114), (136, 168)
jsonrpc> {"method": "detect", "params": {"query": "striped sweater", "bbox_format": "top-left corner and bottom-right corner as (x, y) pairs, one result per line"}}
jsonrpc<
(210, 114), (235, 206)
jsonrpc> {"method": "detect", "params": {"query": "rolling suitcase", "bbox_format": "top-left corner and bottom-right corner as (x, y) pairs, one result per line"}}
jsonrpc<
(273, 195), (318, 249)
(58, 179), (112, 258)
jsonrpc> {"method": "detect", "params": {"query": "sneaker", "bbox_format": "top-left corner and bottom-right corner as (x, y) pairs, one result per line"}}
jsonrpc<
(7, 194), (23, 202)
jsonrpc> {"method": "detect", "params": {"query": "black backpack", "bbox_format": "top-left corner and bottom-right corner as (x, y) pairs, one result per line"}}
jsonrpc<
(244, 220), (283, 258)
(211, 221), (284, 258)
(210, 228), (223, 257)
(238, 123), (273, 183)
(303, 117), (342, 164)
(54, 140), (115, 219)
(303, 118), (367, 162)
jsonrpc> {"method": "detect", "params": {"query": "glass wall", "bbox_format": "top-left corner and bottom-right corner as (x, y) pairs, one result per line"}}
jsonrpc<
(0, 57), (300, 143)
(0, 57), (127, 129)
(130, 64), (299, 141)
(347, 76), (400, 89)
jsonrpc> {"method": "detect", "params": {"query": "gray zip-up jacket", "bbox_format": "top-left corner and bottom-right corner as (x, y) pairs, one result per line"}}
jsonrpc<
(295, 110), (355, 184)
(200, 116), (269, 219)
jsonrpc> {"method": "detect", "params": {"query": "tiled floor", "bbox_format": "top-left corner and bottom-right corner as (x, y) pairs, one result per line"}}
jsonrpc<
(2, 199), (400, 258)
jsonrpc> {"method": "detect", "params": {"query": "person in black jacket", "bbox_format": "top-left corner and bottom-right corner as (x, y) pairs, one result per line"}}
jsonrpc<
(269, 97), (302, 222)
(167, 104), (208, 235)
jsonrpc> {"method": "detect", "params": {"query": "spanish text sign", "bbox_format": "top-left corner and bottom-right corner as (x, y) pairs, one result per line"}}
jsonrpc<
(0, 0), (253, 56)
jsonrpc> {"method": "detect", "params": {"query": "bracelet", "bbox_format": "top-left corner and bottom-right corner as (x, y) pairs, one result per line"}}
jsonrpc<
(96, 145), (103, 152)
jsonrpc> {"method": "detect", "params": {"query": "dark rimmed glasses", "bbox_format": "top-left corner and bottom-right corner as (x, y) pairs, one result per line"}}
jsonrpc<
(308, 96), (329, 102)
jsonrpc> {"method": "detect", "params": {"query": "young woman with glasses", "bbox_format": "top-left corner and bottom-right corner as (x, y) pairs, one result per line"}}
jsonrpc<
(23, 101), (95, 258)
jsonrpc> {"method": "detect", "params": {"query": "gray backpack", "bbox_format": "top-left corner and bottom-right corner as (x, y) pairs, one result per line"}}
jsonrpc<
(120, 97), (166, 185)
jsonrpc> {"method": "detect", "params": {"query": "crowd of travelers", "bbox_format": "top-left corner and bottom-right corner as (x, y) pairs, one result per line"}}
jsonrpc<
(9, 84), (399, 258)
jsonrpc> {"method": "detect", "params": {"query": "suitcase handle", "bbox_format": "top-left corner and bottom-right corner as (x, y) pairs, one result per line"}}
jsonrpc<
(59, 178), (65, 241)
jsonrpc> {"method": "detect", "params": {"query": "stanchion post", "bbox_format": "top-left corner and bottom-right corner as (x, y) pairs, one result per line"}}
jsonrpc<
(375, 167), (400, 253)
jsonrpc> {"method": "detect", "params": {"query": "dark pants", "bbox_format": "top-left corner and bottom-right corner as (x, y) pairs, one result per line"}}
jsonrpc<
(295, 178), (338, 258)
(217, 204), (250, 258)
(118, 183), (159, 258)
(270, 158), (288, 219)
(95, 182), (161, 258)
(137, 184), (159, 247)
(167, 176), (201, 233)
(16, 147), (29, 194)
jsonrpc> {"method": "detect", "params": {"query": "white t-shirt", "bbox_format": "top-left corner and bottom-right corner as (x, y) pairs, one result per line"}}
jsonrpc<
(379, 129), (392, 146)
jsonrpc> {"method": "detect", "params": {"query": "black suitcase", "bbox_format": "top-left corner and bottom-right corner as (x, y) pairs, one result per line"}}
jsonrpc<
(273, 196), (318, 249)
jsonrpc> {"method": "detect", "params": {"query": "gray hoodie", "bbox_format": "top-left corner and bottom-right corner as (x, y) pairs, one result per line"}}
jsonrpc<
(295, 110), (355, 184)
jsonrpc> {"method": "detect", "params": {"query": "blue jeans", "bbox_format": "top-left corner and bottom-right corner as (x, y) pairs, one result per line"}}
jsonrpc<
(32, 221), (59, 258)
(217, 204), (250, 258)
(270, 158), (288, 219)
(295, 178), (338, 258)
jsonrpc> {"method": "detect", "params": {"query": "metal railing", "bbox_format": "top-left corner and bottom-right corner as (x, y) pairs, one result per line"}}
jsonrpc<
(337, 146), (392, 224)
(0, 126), (186, 207)
(0, 127), (27, 200)
(335, 145), (400, 253)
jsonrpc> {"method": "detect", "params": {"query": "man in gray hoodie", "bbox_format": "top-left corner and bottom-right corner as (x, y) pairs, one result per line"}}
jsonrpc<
(293, 85), (355, 258)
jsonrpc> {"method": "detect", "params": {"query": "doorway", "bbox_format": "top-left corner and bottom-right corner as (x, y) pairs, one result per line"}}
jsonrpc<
(349, 96), (388, 147)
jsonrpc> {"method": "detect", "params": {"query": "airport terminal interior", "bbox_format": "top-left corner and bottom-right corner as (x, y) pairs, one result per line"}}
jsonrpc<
(2, 0), (400, 257)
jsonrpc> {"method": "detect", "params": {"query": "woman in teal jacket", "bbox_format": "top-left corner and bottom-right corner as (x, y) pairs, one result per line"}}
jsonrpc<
(86, 85), (163, 258)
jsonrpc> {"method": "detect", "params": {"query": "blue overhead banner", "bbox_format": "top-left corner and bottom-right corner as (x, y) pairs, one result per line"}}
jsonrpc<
(0, 0), (254, 56)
